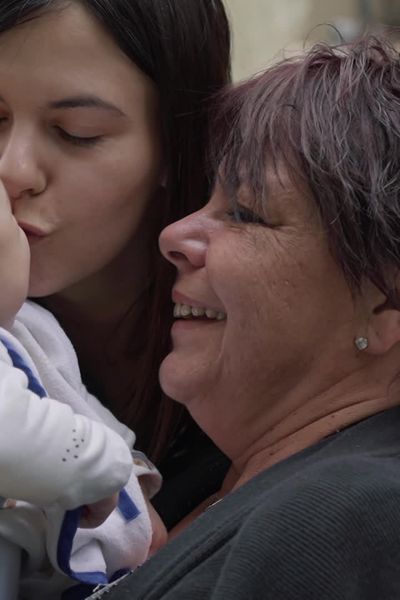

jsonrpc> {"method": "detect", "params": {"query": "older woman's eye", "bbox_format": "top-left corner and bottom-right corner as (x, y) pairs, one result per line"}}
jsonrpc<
(226, 205), (266, 225)
(56, 127), (103, 147)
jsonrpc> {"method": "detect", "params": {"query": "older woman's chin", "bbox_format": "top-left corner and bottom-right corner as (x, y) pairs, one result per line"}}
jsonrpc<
(159, 352), (203, 406)
(159, 354), (185, 402)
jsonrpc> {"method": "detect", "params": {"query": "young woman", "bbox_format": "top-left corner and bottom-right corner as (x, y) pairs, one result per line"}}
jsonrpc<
(0, 0), (231, 526)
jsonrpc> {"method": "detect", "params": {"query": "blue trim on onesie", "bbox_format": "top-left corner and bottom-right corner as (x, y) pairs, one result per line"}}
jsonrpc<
(57, 490), (140, 593)
(118, 489), (140, 521)
(0, 334), (47, 398)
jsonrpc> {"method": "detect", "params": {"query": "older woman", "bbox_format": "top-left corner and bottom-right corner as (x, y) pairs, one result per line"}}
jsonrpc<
(94, 34), (400, 599)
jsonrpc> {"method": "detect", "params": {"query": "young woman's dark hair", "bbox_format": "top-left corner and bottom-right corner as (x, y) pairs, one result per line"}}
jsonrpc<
(214, 33), (400, 311)
(0, 0), (231, 461)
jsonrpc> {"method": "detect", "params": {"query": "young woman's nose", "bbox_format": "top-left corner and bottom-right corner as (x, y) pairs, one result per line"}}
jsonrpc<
(0, 129), (46, 200)
(159, 211), (209, 271)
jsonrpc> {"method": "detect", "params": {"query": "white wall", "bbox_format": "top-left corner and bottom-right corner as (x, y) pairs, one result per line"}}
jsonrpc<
(226, 0), (361, 80)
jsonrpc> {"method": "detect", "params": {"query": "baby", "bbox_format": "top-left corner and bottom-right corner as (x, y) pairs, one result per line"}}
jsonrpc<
(0, 182), (166, 599)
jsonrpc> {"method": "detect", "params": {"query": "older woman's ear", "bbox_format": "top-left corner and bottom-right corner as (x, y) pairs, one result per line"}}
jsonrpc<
(366, 309), (400, 355)
(360, 281), (400, 355)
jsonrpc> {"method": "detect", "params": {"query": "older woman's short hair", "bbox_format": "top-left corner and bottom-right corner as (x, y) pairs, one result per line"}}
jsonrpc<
(213, 34), (400, 307)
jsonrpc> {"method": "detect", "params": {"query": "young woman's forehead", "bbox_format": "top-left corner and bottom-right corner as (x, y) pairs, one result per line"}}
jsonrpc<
(0, 3), (119, 66)
(0, 3), (158, 115)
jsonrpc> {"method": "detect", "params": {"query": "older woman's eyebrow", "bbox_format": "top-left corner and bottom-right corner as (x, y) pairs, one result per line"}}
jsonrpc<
(48, 95), (127, 117)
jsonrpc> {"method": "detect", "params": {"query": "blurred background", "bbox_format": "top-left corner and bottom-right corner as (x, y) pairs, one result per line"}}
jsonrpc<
(226, 0), (400, 80)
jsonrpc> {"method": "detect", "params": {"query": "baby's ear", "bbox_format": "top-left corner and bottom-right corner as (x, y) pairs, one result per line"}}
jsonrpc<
(361, 279), (400, 355)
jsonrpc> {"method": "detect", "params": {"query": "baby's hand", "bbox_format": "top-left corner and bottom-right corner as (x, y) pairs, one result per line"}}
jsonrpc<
(79, 492), (119, 528)
(0, 179), (10, 213)
(0, 178), (30, 326)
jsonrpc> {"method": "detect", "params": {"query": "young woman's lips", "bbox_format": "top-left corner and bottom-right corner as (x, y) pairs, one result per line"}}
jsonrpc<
(18, 223), (48, 244)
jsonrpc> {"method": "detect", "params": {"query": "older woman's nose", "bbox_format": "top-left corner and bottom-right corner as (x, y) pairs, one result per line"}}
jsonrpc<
(159, 212), (208, 270)
(0, 130), (46, 200)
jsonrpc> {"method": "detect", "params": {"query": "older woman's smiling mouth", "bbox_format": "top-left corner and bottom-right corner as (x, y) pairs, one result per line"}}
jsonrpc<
(172, 291), (227, 321)
(173, 302), (226, 320)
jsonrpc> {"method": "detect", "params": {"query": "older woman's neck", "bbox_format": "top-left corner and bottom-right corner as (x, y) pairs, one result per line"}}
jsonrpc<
(201, 358), (400, 494)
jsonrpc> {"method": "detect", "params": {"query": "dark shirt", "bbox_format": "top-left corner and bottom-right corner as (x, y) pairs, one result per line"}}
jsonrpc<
(101, 407), (400, 599)
(153, 423), (230, 529)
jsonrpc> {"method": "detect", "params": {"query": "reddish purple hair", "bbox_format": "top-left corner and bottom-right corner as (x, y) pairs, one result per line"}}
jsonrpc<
(214, 33), (400, 307)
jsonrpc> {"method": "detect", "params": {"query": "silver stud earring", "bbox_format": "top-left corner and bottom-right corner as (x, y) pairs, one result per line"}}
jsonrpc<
(354, 337), (369, 351)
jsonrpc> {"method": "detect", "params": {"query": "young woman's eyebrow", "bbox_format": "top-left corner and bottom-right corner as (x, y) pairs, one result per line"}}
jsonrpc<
(48, 95), (127, 117)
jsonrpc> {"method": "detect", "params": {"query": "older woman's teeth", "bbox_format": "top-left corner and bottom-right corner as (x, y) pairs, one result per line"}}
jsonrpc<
(181, 304), (192, 317)
(173, 303), (226, 320)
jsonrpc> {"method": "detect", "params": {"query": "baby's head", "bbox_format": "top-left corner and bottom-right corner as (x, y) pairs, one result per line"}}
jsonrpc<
(0, 180), (30, 328)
